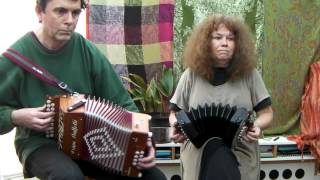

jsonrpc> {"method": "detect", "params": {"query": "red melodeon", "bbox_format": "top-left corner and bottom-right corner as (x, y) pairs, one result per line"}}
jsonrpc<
(45, 94), (151, 177)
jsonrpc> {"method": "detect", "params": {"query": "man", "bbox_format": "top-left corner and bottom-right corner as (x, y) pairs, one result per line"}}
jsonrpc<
(0, 0), (166, 179)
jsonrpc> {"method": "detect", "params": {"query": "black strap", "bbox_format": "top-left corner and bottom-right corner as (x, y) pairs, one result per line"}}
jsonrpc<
(2, 48), (75, 94)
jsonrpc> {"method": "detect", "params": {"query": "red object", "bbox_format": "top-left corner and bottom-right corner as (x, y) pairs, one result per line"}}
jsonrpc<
(288, 62), (320, 161)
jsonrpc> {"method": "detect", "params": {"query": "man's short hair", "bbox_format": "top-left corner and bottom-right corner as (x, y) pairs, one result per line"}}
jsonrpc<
(36, 0), (87, 11)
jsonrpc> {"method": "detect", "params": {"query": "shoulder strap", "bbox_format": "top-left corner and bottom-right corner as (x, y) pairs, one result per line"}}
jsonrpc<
(2, 48), (75, 94)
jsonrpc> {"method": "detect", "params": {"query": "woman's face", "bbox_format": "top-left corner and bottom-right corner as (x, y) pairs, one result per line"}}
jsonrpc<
(210, 24), (235, 67)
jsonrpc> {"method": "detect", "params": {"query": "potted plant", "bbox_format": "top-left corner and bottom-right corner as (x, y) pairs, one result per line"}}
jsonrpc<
(121, 66), (177, 114)
(121, 66), (177, 143)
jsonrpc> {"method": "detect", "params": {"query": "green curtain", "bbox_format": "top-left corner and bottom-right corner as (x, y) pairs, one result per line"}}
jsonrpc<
(173, 0), (264, 75)
(173, 0), (320, 135)
(262, 0), (320, 134)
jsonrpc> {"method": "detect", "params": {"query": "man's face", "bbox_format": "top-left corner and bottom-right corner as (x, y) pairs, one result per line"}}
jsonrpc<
(38, 0), (82, 47)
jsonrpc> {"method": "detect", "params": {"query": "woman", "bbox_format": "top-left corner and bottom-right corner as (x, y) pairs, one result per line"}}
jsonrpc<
(169, 15), (273, 180)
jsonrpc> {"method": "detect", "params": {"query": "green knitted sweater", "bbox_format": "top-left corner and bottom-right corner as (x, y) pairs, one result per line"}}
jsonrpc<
(0, 32), (138, 165)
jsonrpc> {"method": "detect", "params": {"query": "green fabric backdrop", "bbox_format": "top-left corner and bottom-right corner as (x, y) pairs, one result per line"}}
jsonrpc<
(173, 0), (320, 135)
(174, 0), (265, 74)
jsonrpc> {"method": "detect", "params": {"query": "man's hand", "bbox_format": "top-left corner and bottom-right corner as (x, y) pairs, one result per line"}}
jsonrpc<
(136, 139), (156, 169)
(11, 106), (55, 132)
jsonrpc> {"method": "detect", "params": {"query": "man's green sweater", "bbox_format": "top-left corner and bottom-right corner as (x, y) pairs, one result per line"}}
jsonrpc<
(0, 32), (138, 166)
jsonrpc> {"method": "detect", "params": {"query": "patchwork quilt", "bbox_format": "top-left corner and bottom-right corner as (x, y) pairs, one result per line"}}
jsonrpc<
(87, 0), (175, 85)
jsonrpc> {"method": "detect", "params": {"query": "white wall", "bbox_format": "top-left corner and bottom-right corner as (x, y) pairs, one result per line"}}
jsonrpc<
(0, 0), (86, 177)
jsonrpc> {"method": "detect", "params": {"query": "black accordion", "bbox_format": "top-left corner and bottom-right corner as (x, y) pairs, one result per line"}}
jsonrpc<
(175, 103), (252, 148)
(45, 94), (151, 177)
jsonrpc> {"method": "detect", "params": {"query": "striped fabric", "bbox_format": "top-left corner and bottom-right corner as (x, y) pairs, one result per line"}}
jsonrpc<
(87, 0), (175, 84)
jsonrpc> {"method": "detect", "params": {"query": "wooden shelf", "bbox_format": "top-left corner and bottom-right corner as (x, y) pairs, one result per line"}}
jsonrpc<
(156, 159), (180, 164)
(155, 142), (180, 163)
(156, 142), (181, 147)
(155, 136), (316, 164)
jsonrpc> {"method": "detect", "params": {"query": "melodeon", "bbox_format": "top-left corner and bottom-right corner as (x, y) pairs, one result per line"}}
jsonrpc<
(175, 103), (253, 148)
(45, 94), (151, 177)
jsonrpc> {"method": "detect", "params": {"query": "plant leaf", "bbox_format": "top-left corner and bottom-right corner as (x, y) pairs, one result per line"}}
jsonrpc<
(129, 74), (147, 90)
(158, 68), (174, 97)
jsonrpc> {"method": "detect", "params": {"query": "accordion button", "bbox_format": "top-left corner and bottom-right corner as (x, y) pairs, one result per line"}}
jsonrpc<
(134, 155), (139, 158)
(135, 151), (139, 155)
(132, 162), (137, 166)
(140, 151), (144, 155)
(132, 137), (138, 142)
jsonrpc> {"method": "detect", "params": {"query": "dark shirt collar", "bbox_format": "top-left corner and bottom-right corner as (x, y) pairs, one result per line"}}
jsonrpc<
(210, 66), (231, 86)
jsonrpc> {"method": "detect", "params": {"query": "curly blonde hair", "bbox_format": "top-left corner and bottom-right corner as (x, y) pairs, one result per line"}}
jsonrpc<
(183, 15), (256, 81)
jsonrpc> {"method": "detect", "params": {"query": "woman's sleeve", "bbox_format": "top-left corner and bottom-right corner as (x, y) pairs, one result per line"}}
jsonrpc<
(249, 69), (271, 109)
(170, 68), (193, 111)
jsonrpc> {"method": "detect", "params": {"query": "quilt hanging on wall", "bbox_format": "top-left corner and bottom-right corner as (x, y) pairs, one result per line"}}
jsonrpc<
(86, 0), (175, 85)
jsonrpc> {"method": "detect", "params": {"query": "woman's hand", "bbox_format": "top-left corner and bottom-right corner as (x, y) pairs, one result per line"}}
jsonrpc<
(243, 106), (273, 143)
(169, 111), (186, 143)
(243, 125), (261, 142)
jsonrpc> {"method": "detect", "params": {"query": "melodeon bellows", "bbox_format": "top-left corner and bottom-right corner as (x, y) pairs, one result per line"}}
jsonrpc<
(175, 103), (253, 148)
(45, 94), (151, 177)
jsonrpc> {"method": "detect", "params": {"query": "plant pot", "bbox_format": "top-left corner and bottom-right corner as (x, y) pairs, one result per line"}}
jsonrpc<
(149, 112), (171, 144)
(151, 127), (171, 144)
(149, 112), (170, 127)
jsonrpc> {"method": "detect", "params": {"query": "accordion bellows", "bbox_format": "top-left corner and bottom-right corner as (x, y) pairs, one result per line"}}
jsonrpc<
(176, 103), (251, 148)
(45, 94), (151, 177)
